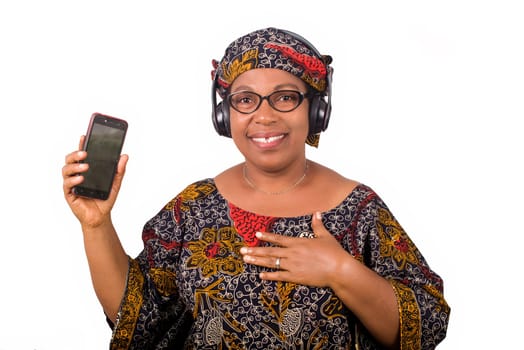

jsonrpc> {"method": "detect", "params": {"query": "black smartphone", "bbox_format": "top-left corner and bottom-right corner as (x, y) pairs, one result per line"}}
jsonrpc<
(73, 112), (128, 200)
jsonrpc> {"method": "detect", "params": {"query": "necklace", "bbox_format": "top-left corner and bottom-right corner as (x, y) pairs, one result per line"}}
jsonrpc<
(242, 161), (309, 195)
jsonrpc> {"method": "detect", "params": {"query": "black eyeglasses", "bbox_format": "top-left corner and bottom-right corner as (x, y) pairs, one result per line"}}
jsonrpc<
(227, 90), (311, 114)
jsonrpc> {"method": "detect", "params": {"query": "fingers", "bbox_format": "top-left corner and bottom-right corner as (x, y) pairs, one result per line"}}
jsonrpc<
(109, 154), (129, 195)
(64, 148), (87, 164)
(240, 238), (283, 263)
(78, 135), (85, 150)
(62, 136), (86, 181)
(246, 255), (287, 282)
(255, 212), (325, 245)
(245, 213), (324, 258)
(241, 250), (285, 271)
(253, 231), (288, 246)
(116, 154), (129, 174)
(62, 151), (87, 178)
(62, 151), (88, 196)
(240, 212), (343, 286)
(311, 211), (328, 237)
(240, 232), (291, 272)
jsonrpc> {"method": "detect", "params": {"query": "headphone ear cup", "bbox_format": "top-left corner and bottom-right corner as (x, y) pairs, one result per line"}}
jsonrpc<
(213, 100), (231, 137)
(211, 77), (232, 137)
(308, 95), (331, 135)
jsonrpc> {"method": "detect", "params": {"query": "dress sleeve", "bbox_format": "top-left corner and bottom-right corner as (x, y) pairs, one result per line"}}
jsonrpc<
(354, 189), (450, 350)
(109, 196), (192, 350)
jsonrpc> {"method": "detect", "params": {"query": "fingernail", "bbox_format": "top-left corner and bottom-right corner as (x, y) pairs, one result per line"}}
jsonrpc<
(315, 212), (322, 220)
(240, 247), (248, 254)
(255, 231), (263, 238)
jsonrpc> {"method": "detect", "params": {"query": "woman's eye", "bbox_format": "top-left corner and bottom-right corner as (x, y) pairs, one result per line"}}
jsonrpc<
(233, 94), (255, 105)
(239, 97), (253, 104)
(274, 92), (298, 103)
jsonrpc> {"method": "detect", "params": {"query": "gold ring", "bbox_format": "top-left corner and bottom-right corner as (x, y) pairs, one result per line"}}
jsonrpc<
(275, 257), (281, 270)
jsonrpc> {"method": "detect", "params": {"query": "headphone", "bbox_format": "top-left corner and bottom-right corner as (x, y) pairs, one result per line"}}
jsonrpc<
(211, 32), (333, 138)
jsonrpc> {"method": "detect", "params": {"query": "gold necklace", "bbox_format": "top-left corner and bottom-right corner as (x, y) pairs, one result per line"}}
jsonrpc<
(242, 161), (309, 195)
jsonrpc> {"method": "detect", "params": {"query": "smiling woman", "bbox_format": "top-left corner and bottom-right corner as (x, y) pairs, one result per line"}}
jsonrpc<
(226, 68), (312, 175)
(62, 27), (450, 349)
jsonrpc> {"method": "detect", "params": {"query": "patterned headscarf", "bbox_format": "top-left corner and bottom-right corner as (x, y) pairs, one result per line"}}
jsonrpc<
(211, 27), (332, 147)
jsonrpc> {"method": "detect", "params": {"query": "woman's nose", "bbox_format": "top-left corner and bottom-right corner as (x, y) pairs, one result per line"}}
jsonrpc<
(252, 99), (277, 124)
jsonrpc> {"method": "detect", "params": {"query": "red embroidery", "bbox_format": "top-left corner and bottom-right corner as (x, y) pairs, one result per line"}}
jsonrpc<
(229, 203), (276, 246)
(394, 237), (410, 253)
(264, 43), (327, 79)
(205, 242), (221, 259)
(143, 228), (183, 251)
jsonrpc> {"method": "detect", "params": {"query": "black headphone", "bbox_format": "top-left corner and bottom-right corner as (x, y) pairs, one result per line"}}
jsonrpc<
(211, 32), (333, 138)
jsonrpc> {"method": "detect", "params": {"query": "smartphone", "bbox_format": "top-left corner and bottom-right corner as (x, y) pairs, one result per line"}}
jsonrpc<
(73, 112), (128, 200)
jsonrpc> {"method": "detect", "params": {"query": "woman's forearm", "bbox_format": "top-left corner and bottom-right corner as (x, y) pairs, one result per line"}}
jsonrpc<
(329, 255), (400, 349)
(82, 218), (129, 323)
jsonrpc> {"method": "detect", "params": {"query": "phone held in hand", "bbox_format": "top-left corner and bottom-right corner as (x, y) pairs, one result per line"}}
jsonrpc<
(73, 112), (128, 200)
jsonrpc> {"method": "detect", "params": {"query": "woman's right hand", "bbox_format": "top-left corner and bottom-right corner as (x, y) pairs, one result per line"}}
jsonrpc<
(62, 136), (129, 229)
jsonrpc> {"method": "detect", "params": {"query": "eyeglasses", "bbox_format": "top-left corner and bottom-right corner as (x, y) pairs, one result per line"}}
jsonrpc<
(227, 90), (311, 114)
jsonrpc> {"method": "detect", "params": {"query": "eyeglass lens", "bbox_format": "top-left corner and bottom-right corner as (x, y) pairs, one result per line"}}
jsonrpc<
(229, 90), (305, 114)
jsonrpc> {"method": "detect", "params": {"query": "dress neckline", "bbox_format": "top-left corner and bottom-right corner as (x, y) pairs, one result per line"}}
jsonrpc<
(208, 178), (367, 219)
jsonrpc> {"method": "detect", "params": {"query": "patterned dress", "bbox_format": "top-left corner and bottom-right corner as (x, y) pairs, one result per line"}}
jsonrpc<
(109, 180), (449, 349)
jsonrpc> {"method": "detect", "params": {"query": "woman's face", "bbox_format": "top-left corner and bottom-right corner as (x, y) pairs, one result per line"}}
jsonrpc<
(229, 68), (310, 170)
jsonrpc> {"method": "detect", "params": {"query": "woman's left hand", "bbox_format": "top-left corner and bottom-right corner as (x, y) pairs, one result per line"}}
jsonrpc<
(240, 212), (352, 288)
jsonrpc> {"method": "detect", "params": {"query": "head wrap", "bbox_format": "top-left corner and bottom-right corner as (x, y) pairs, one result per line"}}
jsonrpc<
(211, 27), (332, 147)
(212, 27), (331, 96)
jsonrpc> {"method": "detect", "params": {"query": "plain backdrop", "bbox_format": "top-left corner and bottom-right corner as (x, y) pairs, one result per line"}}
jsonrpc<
(1, 1), (522, 349)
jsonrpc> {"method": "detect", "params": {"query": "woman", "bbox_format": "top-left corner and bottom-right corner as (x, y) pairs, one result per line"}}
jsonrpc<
(62, 27), (449, 349)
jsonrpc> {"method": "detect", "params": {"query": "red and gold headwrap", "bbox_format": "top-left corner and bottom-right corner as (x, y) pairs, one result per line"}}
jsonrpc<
(211, 27), (333, 147)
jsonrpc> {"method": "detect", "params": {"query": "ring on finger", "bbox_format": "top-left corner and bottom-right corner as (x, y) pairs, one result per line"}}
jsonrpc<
(275, 257), (281, 270)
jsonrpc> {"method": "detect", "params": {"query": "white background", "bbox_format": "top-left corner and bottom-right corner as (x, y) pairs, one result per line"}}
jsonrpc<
(0, 1), (522, 349)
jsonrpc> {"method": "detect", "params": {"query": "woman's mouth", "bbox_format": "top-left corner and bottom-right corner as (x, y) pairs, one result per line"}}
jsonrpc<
(251, 134), (285, 144)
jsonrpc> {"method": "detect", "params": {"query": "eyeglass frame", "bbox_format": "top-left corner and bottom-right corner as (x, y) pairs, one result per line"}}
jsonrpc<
(226, 89), (314, 114)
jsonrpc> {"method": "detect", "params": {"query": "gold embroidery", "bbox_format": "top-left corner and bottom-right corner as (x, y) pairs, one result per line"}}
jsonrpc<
(304, 328), (329, 349)
(110, 259), (144, 350)
(165, 182), (216, 212)
(149, 268), (178, 297)
(301, 73), (326, 92)
(222, 330), (247, 350)
(322, 294), (345, 320)
(260, 281), (299, 340)
(423, 284), (450, 315)
(222, 49), (259, 85)
(186, 227), (244, 278)
(306, 133), (320, 148)
(193, 278), (229, 319)
(377, 208), (419, 270)
(276, 281), (295, 314)
(261, 281), (293, 321)
(390, 280), (421, 350)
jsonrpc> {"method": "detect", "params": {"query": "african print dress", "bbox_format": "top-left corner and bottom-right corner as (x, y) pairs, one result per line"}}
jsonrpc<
(109, 180), (449, 349)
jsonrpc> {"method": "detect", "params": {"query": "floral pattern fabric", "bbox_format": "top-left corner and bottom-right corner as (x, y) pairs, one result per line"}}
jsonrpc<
(110, 180), (449, 349)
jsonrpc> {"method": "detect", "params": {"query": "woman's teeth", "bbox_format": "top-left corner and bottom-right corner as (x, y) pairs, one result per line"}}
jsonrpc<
(252, 135), (284, 143)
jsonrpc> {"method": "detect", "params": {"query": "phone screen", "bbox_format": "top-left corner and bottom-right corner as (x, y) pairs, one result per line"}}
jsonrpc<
(74, 113), (127, 199)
